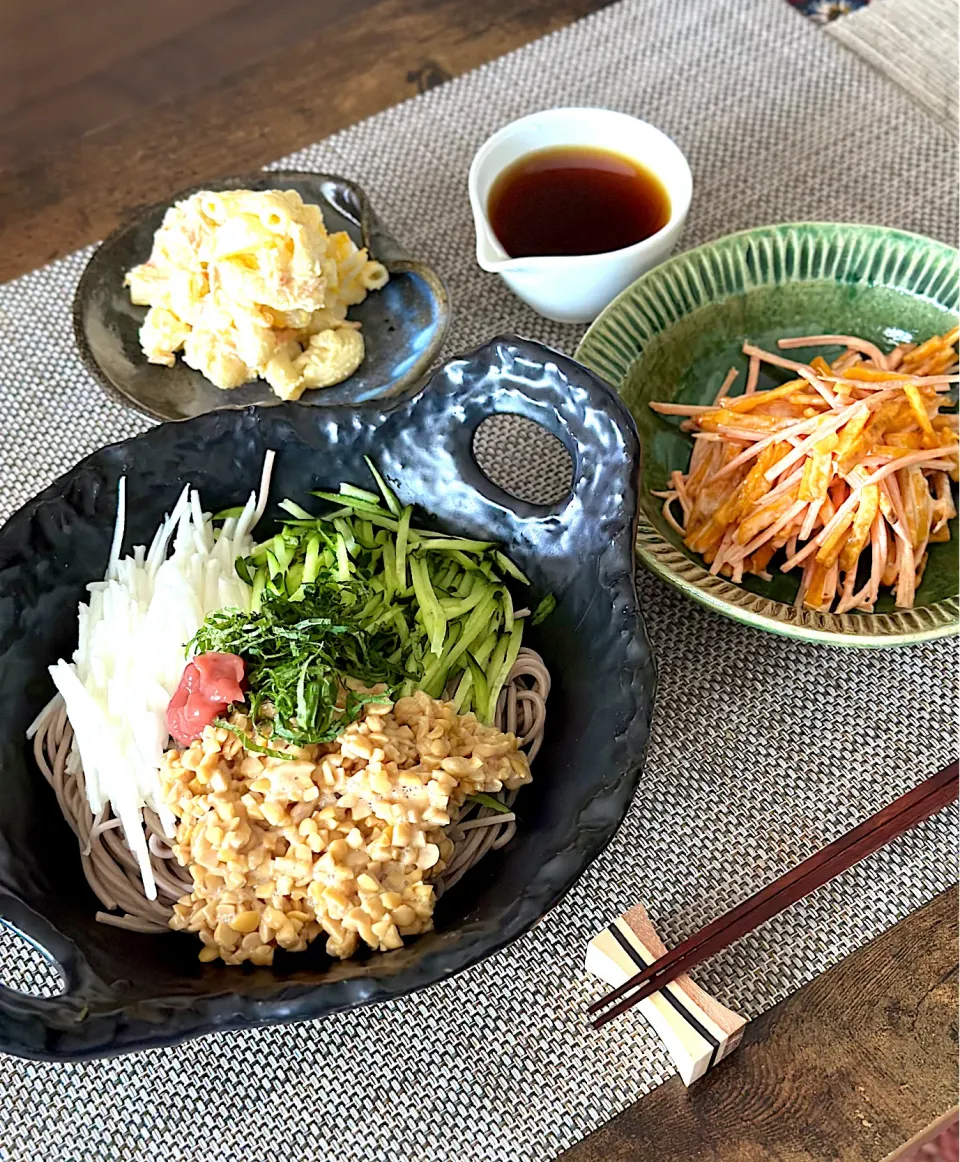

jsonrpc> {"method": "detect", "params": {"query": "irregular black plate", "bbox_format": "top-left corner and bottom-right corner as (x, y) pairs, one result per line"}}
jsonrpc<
(0, 336), (655, 1060)
(73, 171), (450, 421)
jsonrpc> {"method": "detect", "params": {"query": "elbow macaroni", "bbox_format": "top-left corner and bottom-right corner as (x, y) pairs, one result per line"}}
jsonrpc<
(124, 189), (389, 399)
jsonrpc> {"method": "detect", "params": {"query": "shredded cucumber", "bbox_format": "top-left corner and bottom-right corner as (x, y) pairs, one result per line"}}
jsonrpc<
(363, 456), (402, 516)
(531, 593), (557, 625)
(466, 791), (513, 815)
(231, 462), (554, 723)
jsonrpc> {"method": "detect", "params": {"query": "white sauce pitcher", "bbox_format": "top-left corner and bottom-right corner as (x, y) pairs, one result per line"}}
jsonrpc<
(469, 108), (693, 324)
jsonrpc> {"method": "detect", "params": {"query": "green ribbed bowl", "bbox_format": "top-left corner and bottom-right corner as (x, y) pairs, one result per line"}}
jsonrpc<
(576, 223), (959, 646)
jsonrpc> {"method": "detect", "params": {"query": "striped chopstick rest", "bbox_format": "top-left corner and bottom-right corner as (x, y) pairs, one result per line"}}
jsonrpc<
(586, 903), (747, 1085)
(589, 763), (958, 1033)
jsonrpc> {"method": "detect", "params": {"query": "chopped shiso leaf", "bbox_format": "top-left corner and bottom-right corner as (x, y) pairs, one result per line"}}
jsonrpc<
(197, 462), (554, 746)
(214, 717), (294, 760)
(194, 580), (402, 745)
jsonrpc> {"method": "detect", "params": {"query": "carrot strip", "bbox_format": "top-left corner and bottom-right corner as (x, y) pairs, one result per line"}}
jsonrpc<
(781, 446), (956, 571)
(838, 485), (880, 573)
(824, 562), (840, 611)
(649, 326), (957, 611)
(762, 402), (869, 483)
(902, 382), (937, 445)
(733, 499), (808, 560)
(838, 366), (906, 383)
(749, 542), (778, 573)
(796, 366), (841, 410)
(721, 377), (808, 413)
(700, 409), (791, 435)
(900, 329), (957, 374)
(832, 404), (872, 471)
(803, 560), (833, 610)
(815, 509), (855, 568)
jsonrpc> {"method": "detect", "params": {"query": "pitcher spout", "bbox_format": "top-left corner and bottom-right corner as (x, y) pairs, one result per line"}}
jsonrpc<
(472, 211), (514, 272)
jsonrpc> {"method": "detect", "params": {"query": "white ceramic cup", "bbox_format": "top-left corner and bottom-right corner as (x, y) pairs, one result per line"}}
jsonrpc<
(468, 108), (693, 324)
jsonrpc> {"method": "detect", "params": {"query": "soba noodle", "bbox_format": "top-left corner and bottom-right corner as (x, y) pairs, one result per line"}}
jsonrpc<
(31, 646), (550, 936)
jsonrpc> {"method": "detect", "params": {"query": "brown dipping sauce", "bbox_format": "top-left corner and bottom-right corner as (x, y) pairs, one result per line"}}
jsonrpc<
(488, 146), (671, 259)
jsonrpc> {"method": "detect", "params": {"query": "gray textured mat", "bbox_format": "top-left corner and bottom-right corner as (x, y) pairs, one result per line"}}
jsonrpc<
(828, 0), (959, 129)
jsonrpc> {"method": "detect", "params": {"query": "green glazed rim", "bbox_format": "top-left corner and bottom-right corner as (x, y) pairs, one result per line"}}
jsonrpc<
(576, 222), (960, 647)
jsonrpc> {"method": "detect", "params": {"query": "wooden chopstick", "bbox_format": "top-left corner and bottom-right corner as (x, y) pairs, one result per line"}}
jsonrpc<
(589, 760), (958, 1030)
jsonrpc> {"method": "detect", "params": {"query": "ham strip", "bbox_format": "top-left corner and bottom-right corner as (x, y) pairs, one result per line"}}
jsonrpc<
(647, 326), (958, 612)
(777, 334), (890, 371)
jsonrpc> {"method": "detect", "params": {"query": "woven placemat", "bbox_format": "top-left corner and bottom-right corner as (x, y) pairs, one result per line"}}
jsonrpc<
(0, 0), (957, 1159)
(828, 0), (959, 129)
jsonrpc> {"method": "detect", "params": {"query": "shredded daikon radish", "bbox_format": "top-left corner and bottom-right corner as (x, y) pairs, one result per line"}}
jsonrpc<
(38, 455), (276, 899)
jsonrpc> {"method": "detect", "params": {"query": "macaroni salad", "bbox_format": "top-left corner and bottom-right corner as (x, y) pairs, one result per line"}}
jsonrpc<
(125, 188), (389, 399)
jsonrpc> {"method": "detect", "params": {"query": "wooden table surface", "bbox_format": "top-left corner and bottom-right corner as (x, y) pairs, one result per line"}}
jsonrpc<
(1, 2), (957, 1158)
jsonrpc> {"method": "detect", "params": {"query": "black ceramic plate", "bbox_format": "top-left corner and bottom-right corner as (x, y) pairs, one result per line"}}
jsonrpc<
(0, 336), (655, 1061)
(73, 171), (450, 421)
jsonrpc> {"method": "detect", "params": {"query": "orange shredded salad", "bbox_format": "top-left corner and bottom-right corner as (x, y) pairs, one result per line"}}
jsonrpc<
(650, 327), (959, 613)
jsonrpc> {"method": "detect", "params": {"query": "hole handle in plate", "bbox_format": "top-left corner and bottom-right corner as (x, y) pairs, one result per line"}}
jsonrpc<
(377, 335), (641, 558)
(0, 893), (105, 1054)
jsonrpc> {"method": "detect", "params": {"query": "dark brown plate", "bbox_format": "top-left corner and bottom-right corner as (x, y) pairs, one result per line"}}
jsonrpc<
(73, 171), (450, 421)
